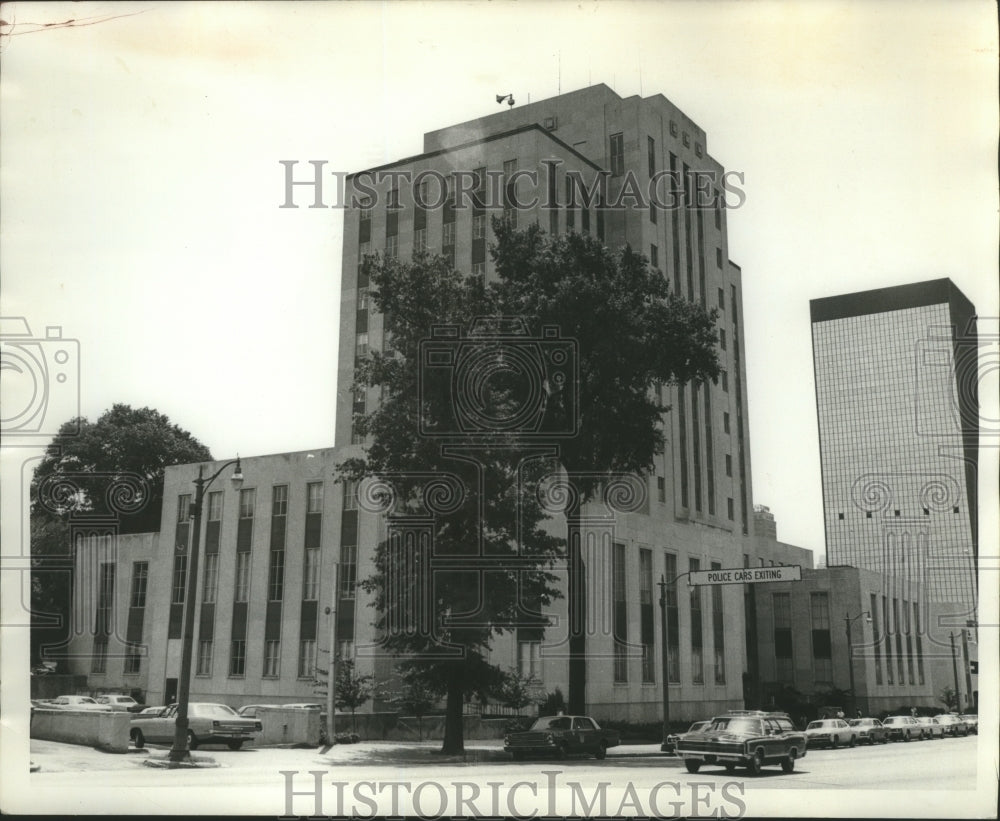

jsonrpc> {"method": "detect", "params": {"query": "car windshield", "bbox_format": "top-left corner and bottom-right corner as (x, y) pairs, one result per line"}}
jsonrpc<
(190, 704), (238, 717)
(806, 721), (829, 730)
(530, 716), (572, 731)
(708, 717), (762, 735)
(76, 697), (97, 704)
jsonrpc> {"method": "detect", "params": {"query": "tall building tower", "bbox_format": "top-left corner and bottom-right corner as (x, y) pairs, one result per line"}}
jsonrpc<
(810, 279), (978, 623)
(336, 84), (757, 721)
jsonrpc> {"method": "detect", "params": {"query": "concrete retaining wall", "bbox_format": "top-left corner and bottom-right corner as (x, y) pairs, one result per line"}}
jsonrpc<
(30, 708), (131, 752)
(251, 708), (323, 747)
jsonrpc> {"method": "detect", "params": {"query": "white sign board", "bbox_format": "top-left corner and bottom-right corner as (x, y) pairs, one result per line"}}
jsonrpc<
(689, 565), (802, 586)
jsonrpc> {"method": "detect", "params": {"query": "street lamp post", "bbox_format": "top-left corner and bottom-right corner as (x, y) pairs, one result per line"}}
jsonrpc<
(168, 458), (244, 765)
(843, 611), (871, 717)
(657, 572), (689, 742)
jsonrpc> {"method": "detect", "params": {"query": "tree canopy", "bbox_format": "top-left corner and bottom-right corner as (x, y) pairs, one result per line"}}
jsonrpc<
(30, 404), (211, 663)
(340, 219), (720, 751)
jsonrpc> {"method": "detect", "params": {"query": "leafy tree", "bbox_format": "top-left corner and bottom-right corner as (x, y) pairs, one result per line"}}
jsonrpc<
(385, 669), (446, 741)
(939, 686), (959, 711)
(341, 220), (720, 750)
(490, 220), (721, 711)
(537, 687), (567, 717)
(30, 404), (211, 663)
(493, 669), (536, 713)
(335, 659), (374, 734)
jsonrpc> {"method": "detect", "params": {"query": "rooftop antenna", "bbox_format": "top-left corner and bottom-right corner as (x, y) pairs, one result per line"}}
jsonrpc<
(496, 93), (515, 109)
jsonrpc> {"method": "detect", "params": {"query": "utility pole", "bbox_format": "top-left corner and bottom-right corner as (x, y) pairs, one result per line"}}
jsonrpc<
(949, 632), (962, 711)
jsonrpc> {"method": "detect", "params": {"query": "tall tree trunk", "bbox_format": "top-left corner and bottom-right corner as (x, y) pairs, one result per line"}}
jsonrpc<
(440, 666), (465, 754)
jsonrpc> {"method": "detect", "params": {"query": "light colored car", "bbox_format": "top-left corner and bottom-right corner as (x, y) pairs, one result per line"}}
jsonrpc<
(662, 720), (711, 754)
(130, 703), (261, 750)
(934, 714), (969, 737)
(236, 704), (279, 718)
(915, 716), (944, 739)
(849, 717), (889, 744)
(804, 718), (857, 748)
(882, 715), (922, 741)
(959, 714), (979, 735)
(135, 706), (168, 717)
(47, 696), (112, 712)
(95, 694), (144, 713)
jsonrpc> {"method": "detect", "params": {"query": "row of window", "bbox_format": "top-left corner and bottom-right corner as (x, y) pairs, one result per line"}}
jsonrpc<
(193, 637), (356, 679)
(178, 484), (324, 525)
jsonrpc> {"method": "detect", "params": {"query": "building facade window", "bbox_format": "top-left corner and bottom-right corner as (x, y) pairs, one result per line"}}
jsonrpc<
(343, 480), (358, 511)
(130, 561), (149, 608)
(612, 542), (628, 682)
(123, 644), (141, 676)
(268, 548), (285, 601)
(639, 548), (655, 683)
(196, 640), (213, 676)
(609, 132), (624, 176)
(773, 592), (793, 683)
(235, 553), (251, 602)
(871, 593), (883, 684)
(664, 551), (680, 682)
(239, 488), (256, 519)
(91, 641), (108, 674)
(518, 641), (541, 679)
(303, 548), (320, 601)
(711, 561), (725, 684)
(810, 592), (833, 686)
(229, 640), (246, 677)
(263, 639), (281, 678)
(690, 558), (704, 683)
(340, 544), (358, 598)
(298, 640), (317, 678)
(171, 555), (188, 604)
(202, 553), (219, 603)
(307, 482), (324, 514)
(913, 601), (925, 684)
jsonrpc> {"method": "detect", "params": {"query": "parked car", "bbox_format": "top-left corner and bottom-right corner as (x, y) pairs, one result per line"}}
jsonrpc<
(848, 717), (889, 744)
(237, 704), (279, 718)
(661, 720), (710, 754)
(959, 714), (979, 735)
(934, 714), (969, 737)
(674, 712), (806, 775)
(504, 715), (620, 760)
(135, 706), (168, 717)
(130, 703), (261, 750)
(95, 695), (144, 713)
(915, 716), (944, 739)
(47, 696), (112, 712)
(804, 718), (858, 748)
(882, 716), (922, 741)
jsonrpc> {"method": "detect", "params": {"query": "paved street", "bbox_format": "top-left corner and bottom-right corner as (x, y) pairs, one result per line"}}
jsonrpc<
(10, 734), (989, 817)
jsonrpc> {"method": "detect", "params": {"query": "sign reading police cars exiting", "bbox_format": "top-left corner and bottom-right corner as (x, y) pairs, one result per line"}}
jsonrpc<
(689, 565), (802, 586)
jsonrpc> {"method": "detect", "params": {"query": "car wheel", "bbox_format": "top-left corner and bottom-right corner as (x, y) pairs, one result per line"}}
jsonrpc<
(831, 735), (839, 749)
(781, 749), (797, 773)
(724, 763), (738, 774)
(747, 748), (765, 776)
(555, 742), (569, 760)
(227, 740), (243, 751)
(684, 759), (701, 774)
(594, 742), (607, 761)
(849, 735), (856, 747)
(186, 730), (199, 751)
(131, 729), (145, 749)
(902, 731), (910, 742)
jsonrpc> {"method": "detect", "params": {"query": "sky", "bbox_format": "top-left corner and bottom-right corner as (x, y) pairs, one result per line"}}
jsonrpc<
(1, 0), (997, 560)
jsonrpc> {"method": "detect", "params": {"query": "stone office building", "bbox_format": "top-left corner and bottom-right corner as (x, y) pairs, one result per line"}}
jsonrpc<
(67, 84), (812, 722)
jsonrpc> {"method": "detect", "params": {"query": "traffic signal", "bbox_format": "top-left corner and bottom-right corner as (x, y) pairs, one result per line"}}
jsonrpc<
(969, 661), (978, 676)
